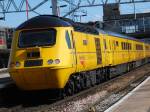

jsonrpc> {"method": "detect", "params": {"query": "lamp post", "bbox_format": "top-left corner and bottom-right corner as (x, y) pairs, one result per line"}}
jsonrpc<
(50, 4), (67, 16)
(51, 0), (58, 16)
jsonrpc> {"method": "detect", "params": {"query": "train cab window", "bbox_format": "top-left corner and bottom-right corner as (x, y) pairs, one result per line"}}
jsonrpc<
(65, 31), (72, 49)
(18, 29), (56, 48)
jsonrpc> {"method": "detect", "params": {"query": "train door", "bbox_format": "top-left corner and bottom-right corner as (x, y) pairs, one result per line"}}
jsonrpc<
(70, 30), (77, 71)
(108, 39), (113, 65)
(95, 38), (102, 65)
(113, 40), (116, 65)
(110, 39), (115, 65)
(103, 35), (109, 66)
(127, 41), (130, 62)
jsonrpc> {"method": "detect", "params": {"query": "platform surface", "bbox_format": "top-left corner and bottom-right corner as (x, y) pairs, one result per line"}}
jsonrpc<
(0, 73), (10, 78)
(105, 77), (150, 112)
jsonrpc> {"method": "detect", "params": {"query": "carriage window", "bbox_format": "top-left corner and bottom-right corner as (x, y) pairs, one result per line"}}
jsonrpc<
(83, 40), (88, 45)
(130, 44), (132, 50)
(116, 41), (119, 46)
(121, 42), (124, 50)
(136, 44), (143, 50)
(65, 31), (72, 49)
(103, 39), (107, 49)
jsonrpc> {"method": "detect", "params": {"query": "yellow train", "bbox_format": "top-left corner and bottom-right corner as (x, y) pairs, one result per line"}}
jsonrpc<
(8, 15), (150, 96)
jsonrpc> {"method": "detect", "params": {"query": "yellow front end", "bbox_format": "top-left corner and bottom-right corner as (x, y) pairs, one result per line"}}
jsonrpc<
(9, 68), (73, 90)
(9, 27), (76, 90)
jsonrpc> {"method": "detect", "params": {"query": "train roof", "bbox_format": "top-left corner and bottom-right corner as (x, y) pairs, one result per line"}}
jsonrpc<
(96, 29), (145, 42)
(16, 15), (99, 35)
(16, 15), (148, 44)
(16, 15), (72, 30)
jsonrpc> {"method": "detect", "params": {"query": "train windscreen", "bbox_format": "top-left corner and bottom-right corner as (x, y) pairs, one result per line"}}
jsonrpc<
(18, 29), (56, 48)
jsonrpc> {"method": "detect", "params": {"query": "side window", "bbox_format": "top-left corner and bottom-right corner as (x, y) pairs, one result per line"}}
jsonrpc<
(116, 41), (119, 46)
(103, 39), (107, 49)
(121, 42), (123, 50)
(65, 31), (72, 49)
(83, 40), (88, 45)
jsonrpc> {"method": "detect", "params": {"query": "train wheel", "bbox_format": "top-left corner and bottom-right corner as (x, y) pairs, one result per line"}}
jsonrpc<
(61, 89), (66, 98)
(65, 80), (75, 96)
(75, 82), (81, 93)
(96, 70), (101, 84)
(80, 76), (85, 90)
(106, 68), (110, 80)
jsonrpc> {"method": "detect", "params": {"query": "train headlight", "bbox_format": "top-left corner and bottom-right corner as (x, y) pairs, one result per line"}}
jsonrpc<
(16, 61), (21, 67)
(47, 59), (53, 65)
(54, 59), (60, 64)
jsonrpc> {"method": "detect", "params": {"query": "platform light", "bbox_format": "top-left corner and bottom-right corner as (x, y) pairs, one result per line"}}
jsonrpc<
(54, 59), (60, 64)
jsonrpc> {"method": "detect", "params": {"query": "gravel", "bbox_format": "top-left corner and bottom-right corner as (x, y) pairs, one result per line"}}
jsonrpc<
(95, 91), (128, 112)
(95, 79), (146, 112)
(44, 90), (107, 112)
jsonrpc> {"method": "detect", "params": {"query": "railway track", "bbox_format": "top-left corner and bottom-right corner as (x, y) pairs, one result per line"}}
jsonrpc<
(83, 71), (150, 112)
(39, 64), (150, 112)
(0, 64), (149, 112)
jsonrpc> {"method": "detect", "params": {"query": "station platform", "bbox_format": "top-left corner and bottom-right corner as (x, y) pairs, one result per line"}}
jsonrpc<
(0, 73), (10, 78)
(105, 76), (150, 112)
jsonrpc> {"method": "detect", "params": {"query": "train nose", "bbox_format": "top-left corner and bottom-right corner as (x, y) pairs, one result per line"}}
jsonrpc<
(9, 67), (65, 90)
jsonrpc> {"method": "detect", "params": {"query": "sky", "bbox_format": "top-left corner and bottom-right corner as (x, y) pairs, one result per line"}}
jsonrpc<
(0, 0), (150, 28)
